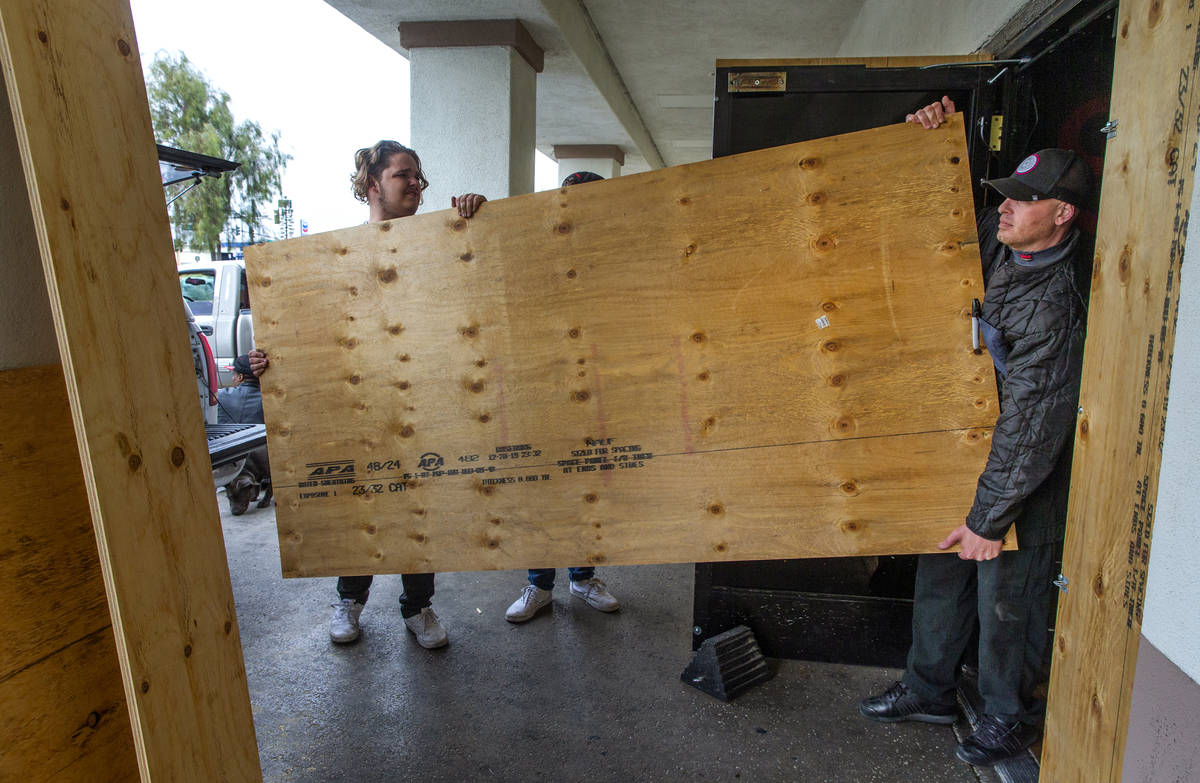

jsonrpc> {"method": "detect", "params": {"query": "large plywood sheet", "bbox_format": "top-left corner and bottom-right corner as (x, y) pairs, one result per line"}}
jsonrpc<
(246, 116), (1001, 578)
(1042, 0), (1200, 779)
(0, 1), (261, 779)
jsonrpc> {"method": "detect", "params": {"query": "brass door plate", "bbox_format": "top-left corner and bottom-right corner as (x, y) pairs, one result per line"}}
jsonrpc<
(728, 71), (786, 92)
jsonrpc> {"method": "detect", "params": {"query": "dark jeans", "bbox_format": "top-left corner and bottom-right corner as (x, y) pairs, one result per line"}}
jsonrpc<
(901, 543), (1057, 725)
(337, 574), (435, 618)
(527, 567), (594, 590)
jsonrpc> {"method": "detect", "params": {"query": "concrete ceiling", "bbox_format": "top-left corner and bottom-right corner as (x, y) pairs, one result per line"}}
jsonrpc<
(324, 0), (1018, 175)
(583, 0), (863, 168)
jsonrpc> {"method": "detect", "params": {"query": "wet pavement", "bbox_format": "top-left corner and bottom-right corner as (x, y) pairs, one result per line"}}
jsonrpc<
(219, 493), (993, 783)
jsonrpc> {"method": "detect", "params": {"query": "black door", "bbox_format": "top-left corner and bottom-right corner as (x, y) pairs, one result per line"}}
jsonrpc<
(697, 5), (1115, 665)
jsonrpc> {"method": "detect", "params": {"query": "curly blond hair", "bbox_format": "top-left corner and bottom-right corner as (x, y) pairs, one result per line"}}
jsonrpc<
(351, 141), (429, 203)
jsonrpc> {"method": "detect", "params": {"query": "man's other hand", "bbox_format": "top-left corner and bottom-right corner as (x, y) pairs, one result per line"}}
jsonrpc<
(938, 523), (1004, 561)
(907, 96), (957, 129)
(248, 349), (269, 377)
(451, 193), (487, 218)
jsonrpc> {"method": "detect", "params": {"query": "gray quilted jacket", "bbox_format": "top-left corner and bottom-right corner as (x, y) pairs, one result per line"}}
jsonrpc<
(217, 379), (264, 425)
(965, 210), (1087, 545)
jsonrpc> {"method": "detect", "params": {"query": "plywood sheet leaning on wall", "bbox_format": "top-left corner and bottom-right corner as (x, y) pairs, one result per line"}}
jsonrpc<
(1, 0), (261, 779)
(0, 365), (137, 781)
(246, 116), (1001, 578)
(1042, 0), (1200, 779)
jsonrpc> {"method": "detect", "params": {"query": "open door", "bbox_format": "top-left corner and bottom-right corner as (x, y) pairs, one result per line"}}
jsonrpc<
(697, 3), (1118, 675)
(705, 2), (1199, 781)
(699, 54), (1007, 667)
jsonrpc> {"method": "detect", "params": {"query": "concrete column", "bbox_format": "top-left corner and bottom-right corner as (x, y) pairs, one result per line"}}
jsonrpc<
(553, 144), (624, 183)
(404, 21), (542, 213)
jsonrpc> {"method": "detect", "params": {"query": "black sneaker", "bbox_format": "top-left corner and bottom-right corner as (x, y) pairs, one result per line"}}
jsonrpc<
(859, 681), (958, 724)
(955, 714), (1040, 766)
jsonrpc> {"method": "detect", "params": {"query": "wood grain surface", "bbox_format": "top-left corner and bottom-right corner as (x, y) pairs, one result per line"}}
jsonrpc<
(247, 116), (1003, 578)
(0, 1), (261, 779)
(0, 365), (137, 782)
(1042, 0), (1200, 779)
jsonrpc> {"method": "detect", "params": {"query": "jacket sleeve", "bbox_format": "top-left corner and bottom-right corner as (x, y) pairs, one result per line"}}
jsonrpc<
(976, 209), (1003, 280)
(964, 316), (1082, 540)
(216, 389), (234, 424)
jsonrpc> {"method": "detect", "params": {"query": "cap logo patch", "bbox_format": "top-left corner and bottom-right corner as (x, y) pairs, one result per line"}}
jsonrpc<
(1016, 154), (1039, 175)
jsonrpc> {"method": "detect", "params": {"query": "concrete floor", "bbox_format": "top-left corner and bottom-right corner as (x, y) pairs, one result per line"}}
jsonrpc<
(219, 494), (995, 783)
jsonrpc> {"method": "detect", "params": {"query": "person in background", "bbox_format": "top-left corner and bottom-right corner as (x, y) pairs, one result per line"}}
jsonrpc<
(217, 353), (271, 515)
(504, 171), (621, 623)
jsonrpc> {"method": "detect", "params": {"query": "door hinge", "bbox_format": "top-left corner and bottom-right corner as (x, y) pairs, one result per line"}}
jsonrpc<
(989, 115), (1004, 152)
(1100, 119), (1118, 139)
(1053, 573), (1069, 593)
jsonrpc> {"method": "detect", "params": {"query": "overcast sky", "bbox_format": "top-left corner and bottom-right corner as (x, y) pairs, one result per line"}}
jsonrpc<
(130, 0), (556, 237)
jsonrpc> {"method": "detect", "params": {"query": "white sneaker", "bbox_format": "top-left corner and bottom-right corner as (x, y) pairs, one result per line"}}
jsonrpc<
(403, 607), (448, 648)
(505, 585), (553, 623)
(569, 577), (620, 612)
(329, 598), (364, 643)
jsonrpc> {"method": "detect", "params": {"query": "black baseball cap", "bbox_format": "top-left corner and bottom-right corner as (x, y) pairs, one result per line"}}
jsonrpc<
(983, 149), (1091, 206)
(562, 171), (605, 186)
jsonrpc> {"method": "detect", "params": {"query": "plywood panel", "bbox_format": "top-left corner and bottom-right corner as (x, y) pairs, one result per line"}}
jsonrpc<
(1042, 0), (1200, 780)
(0, 628), (136, 783)
(0, 365), (137, 781)
(0, 1), (260, 780)
(0, 366), (110, 678)
(247, 116), (1003, 578)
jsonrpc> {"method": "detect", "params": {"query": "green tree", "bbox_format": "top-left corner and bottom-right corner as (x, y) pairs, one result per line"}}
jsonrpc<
(147, 53), (290, 255)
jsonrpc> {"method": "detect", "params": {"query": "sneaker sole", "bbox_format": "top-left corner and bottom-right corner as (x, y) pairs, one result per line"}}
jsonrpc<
(954, 732), (1038, 766)
(412, 636), (448, 649)
(858, 705), (957, 725)
(330, 631), (360, 644)
(955, 743), (1033, 767)
(506, 601), (551, 623)
(403, 616), (450, 648)
(410, 629), (451, 648)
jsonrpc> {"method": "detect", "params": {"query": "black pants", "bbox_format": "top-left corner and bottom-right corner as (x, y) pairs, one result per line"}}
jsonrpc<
(336, 574), (435, 618)
(901, 542), (1057, 725)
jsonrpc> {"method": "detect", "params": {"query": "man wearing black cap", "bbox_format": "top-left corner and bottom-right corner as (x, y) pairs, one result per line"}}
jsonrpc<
(217, 354), (271, 515)
(859, 97), (1090, 768)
